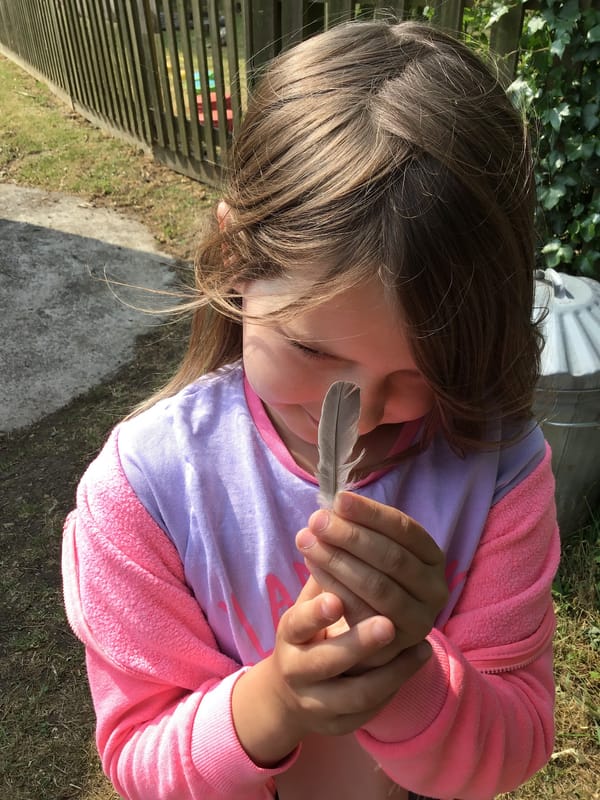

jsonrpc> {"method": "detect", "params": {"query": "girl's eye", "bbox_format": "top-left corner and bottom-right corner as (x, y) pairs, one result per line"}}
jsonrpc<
(289, 340), (328, 359)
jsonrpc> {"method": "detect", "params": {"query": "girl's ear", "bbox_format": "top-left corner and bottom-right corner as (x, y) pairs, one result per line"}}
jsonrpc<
(217, 200), (233, 230)
(217, 200), (246, 295)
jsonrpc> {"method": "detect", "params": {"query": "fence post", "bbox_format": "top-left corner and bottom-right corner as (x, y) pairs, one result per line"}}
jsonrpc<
(48, 0), (75, 106)
(244, 0), (279, 86)
(431, 0), (465, 33)
(489, 0), (526, 85)
(280, 3), (304, 49)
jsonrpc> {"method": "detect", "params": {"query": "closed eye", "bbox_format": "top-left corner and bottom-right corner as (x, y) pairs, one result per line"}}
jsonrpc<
(288, 340), (329, 359)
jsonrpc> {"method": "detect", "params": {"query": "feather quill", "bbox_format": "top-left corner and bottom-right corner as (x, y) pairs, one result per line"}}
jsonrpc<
(316, 381), (364, 508)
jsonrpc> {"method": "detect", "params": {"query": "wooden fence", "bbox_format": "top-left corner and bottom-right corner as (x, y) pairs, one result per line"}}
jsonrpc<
(0, 1), (528, 187)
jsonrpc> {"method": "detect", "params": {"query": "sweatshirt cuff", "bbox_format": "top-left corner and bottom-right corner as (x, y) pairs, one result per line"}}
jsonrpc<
(191, 669), (301, 794)
(360, 632), (450, 743)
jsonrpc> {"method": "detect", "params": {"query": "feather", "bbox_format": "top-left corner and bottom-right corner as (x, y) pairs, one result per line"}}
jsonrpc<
(316, 381), (364, 508)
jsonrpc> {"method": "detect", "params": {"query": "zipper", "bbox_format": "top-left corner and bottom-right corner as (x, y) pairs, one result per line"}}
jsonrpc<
(467, 605), (556, 675)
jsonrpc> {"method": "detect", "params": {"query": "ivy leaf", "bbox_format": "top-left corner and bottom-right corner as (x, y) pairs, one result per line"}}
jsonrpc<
(527, 15), (546, 35)
(542, 247), (561, 268)
(550, 36), (569, 58)
(588, 24), (600, 42)
(545, 103), (570, 132)
(545, 108), (561, 131)
(485, 2), (512, 30)
(573, 42), (600, 61)
(581, 218), (597, 243)
(506, 77), (534, 109)
(578, 251), (600, 276)
(548, 149), (566, 170)
(559, 244), (574, 263)
(560, 0), (581, 19)
(582, 103), (599, 131)
(542, 241), (574, 266)
(565, 138), (596, 160)
(541, 241), (561, 255)
(541, 185), (566, 210)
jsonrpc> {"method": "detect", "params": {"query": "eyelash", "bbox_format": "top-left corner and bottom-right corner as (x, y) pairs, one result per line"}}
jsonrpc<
(289, 340), (328, 359)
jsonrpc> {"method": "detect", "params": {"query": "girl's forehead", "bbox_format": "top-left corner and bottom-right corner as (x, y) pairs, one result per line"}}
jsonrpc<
(245, 275), (390, 309)
(244, 276), (305, 305)
(245, 276), (404, 333)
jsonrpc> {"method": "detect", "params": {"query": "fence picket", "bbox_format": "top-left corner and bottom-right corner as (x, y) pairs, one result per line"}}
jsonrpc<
(47, 0), (72, 96)
(223, 0), (243, 130)
(190, 0), (218, 163)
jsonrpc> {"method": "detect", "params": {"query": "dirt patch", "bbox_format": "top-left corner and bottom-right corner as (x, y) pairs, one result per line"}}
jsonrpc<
(0, 319), (189, 799)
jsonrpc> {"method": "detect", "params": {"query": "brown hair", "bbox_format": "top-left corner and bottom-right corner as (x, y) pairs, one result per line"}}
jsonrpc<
(141, 20), (541, 451)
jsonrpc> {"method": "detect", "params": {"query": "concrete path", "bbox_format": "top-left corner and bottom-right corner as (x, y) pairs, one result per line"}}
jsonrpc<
(0, 184), (178, 432)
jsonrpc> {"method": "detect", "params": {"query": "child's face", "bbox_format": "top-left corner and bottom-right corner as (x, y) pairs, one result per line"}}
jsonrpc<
(241, 277), (434, 465)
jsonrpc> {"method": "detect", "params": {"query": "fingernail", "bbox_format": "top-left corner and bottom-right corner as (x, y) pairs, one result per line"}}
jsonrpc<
(372, 619), (394, 645)
(320, 595), (338, 620)
(296, 528), (317, 549)
(309, 509), (330, 532)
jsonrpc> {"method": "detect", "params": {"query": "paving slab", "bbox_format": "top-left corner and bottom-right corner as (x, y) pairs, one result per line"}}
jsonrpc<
(0, 183), (179, 432)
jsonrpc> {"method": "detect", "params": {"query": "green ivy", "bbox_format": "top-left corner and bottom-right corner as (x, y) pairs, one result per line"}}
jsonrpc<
(507, 0), (600, 278)
(462, 1), (599, 278)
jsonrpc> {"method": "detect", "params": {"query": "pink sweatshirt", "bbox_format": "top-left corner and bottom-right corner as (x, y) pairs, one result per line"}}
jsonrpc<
(62, 365), (559, 799)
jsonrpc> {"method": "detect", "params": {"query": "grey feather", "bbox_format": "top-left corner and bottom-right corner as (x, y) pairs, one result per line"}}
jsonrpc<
(316, 381), (364, 508)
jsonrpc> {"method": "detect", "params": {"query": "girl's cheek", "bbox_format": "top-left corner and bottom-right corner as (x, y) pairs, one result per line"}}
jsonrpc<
(388, 383), (435, 422)
(243, 349), (315, 404)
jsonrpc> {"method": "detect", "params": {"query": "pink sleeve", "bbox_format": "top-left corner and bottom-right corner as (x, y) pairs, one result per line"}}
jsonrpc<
(62, 430), (297, 800)
(356, 445), (560, 800)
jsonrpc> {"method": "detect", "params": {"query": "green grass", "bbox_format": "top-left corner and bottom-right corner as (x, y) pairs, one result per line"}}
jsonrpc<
(0, 53), (217, 259)
(1, 50), (599, 800)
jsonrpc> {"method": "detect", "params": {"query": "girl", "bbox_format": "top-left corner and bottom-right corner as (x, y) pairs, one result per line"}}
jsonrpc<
(62, 20), (560, 800)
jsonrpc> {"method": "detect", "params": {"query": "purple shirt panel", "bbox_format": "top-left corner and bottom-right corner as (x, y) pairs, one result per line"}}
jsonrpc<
(117, 363), (545, 663)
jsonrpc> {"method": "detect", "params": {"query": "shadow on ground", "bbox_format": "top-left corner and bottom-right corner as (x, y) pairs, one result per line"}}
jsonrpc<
(0, 184), (180, 432)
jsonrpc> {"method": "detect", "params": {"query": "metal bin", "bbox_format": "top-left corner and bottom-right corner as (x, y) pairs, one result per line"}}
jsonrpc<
(534, 269), (600, 536)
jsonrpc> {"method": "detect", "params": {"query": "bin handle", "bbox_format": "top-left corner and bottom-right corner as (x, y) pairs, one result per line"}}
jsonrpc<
(535, 268), (573, 299)
(542, 420), (600, 429)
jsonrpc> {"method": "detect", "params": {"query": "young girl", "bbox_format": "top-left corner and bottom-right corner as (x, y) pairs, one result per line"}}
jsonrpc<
(62, 20), (560, 800)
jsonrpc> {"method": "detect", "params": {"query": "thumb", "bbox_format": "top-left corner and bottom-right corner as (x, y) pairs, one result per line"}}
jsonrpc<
(296, 574), (323, 603)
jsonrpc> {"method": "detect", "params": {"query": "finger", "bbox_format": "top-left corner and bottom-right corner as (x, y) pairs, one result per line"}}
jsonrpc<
(300, 515), (445, 610)
(305, 640), (432, 725)
(332, 492), (443, 566)
(280, 591), (343, 646)
(295, 614), (397, 682)
(296, 573), (324, 603)
(306, 559), (430, 641)
(305, 560), (376, 626)
(334, 641), (433, 709)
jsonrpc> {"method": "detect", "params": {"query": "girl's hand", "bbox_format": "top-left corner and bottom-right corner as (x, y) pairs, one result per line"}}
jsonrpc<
(231, 575), (430, 767)
(295, 492), (448, 667)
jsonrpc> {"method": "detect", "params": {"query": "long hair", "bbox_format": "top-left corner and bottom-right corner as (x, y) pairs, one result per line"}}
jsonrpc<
(138, 20), (541, 450)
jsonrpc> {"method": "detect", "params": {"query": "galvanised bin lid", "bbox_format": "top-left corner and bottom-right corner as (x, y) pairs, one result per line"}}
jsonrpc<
(534, 269), (600, 390)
